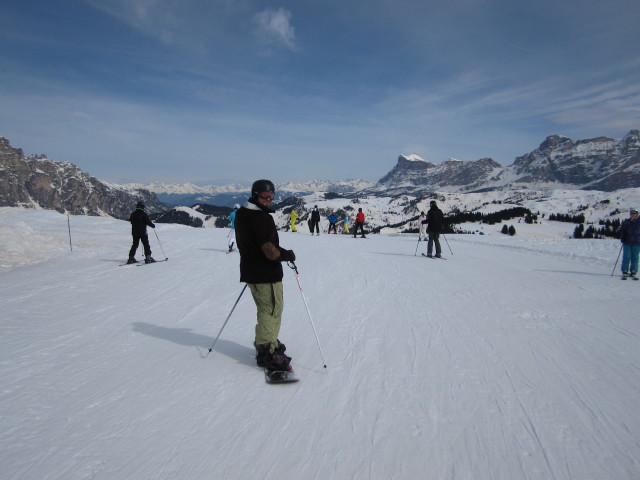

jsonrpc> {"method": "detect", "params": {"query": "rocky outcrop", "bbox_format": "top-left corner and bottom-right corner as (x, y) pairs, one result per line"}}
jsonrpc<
(376, 130), (640, 193)
(0, 137), (164, 219)
(378, 154), (436, 186)
(376, 154), (502, 192)
(507, 130), (640, 190)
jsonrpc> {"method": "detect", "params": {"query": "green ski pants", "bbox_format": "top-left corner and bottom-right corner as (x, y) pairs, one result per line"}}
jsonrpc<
(248, 282), (284, 352)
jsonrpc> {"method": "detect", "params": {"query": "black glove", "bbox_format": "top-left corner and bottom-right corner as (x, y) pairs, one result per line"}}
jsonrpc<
(279, 249), (296, 262)
(151, 224), (156, 229)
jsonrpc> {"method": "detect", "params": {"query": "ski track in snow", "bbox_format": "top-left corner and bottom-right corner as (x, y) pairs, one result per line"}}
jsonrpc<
(1, 208), (639, 480)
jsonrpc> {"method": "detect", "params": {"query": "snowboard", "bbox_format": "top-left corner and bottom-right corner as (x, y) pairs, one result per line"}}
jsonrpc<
(264, 368), (299, 384)
(622, 275), (639, 280)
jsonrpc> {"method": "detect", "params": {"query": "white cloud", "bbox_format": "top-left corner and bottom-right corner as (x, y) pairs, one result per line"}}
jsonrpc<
(254, 8), (297, 51)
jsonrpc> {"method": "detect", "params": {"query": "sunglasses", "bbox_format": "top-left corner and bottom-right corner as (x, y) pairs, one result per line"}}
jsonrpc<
(259, 193), (274, 200)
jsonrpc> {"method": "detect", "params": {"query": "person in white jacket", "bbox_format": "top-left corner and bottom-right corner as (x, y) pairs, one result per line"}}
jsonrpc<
(418, 211), (427, 241)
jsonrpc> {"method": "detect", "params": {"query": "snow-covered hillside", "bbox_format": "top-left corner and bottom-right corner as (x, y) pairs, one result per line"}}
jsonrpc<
(1, 207), (639, 480)
(266, 188), (640, 235)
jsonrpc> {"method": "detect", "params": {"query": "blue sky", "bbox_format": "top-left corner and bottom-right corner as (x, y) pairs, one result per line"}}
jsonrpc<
(1, 0), (639, 185)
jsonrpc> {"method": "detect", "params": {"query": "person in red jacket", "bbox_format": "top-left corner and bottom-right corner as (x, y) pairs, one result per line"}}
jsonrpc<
(353, 208), (366, 238)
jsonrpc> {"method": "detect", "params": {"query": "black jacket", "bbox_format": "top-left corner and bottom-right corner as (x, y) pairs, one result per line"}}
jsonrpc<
(311, 209), (321, 223)
(426, 206), (444, 233)
(235, 200), (283, 284)
(129, 209), (154, 236)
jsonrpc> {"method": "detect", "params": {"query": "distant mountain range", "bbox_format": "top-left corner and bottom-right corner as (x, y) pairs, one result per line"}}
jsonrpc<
(126, 130), (640, 204)
(375, 130), (640, 195)
(119, 179), (375, 207)
(1, 130), (639, 221)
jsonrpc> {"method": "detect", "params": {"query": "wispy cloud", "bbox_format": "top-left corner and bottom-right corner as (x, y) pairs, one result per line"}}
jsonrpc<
(86, 0), (181, 45)
(254, 8), (297, 51)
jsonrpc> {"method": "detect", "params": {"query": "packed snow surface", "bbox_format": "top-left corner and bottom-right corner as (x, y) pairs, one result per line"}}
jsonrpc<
(1, 208), (639, 480)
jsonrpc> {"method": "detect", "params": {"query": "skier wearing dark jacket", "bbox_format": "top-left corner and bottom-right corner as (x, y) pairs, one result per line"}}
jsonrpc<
(423, 200), (444, 257)
(310, 205), (321, 235)
(620, 207), (640, 278)
(127, 201), (155, 264)
(235, 179), (296, 371)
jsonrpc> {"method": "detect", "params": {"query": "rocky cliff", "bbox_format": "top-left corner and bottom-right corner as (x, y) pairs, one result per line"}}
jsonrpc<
(504, 130), (640, 190)
(376, 130), (640, 193)
(0, 137), (163, 219)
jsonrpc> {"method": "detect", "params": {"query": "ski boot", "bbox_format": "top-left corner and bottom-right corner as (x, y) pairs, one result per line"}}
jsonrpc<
(622, 271), (629, 280)
(255, 342), (291, 371)
(274, 340), (292, 363)
(630, 272), (638, 280)
(145, 256), (156, 264)
(126, 257), (137, 264)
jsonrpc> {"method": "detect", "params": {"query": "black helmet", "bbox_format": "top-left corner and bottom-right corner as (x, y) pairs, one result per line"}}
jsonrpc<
(136, 201), (145, 209)
(251, 179), (275, 199)
(430, 200), (437, 206)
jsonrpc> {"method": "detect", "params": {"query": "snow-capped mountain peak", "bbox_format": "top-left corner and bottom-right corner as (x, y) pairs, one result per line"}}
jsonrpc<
(400, 153), (428, 162)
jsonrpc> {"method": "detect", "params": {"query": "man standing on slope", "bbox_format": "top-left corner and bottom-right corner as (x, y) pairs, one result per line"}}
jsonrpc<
(235, 179), (296, 371)
(310, 205), (321, 235)
(353, 207), (366, 238)
(620, 207), (640, 279)
(289, 209), (299, 232)
(327, 212), (338, 234)
(127, 201), (156, 264)
(418, 211), (427, 241)
(424, 200), (444, 258)
(228, 204), (239, 253)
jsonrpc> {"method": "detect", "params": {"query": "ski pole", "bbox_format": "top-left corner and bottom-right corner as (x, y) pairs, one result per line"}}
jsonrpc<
(206, 284), (248, 357)
(414, 236), (421, 256)
(610, 244), (623, 276)
(287, 261), (327, 369)
(153, 228), (168, 260)
(442, 233), (453, 255)
(67, 214), (73, 252)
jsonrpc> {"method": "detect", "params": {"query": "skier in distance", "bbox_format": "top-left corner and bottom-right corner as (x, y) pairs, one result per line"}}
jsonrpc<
(127, 201), (156, 264)
(620, 207), (640, 279)
(424, 200), (443, 258)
